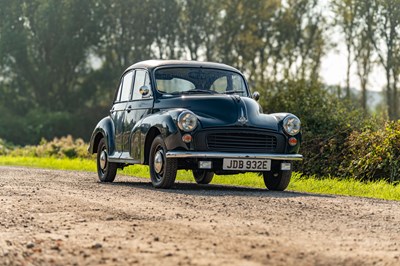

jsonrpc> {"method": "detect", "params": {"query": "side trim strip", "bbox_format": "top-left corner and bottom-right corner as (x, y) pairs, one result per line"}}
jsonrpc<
(108, 158), (140, 164)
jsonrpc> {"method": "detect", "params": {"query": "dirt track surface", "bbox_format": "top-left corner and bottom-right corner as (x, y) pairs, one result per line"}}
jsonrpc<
(0, 166), (399, 265)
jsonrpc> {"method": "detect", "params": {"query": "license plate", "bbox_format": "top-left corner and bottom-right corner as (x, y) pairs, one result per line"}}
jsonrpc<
(222, 159), (271, 171)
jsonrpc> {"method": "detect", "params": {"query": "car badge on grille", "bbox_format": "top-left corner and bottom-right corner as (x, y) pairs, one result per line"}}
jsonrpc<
(238, 108), (248, 125)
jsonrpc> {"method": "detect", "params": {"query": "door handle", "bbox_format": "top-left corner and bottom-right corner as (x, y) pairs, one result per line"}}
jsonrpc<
(126, 106), (132, 113)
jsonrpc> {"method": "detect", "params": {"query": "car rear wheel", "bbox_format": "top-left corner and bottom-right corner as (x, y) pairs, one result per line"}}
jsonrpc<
(149, 136), (177, 188)
(263, 170), (292, 191)
(193, 170), (214, 184)
(97, 138), (117, 182)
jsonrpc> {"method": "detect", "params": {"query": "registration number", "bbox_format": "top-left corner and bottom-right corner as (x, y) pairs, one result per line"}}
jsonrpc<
(223, 159), (271, 171)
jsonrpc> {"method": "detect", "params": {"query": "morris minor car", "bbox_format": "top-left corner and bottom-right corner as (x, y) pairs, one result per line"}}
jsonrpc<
(88, 60), (302, 190)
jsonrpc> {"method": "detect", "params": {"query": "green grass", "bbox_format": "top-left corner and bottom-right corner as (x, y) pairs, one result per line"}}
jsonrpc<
(0, 156), (399, 201)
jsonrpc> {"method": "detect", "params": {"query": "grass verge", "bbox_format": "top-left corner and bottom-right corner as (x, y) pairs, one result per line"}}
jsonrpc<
(0, 156), (399, 201)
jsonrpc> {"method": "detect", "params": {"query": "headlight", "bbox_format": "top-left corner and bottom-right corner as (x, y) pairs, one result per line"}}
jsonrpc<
(178, 111), (198, 132)
(283, 115), (301, 136)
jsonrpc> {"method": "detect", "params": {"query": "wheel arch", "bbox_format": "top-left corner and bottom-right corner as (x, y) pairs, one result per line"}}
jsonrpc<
(88, 117), (116, 155)
(143, 127), (161, 165)
(92, 132), (104, 154)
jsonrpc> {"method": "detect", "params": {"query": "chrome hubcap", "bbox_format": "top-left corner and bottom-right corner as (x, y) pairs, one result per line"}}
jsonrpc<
(100, 150), (107, 170)
(154, 150), (164, 174)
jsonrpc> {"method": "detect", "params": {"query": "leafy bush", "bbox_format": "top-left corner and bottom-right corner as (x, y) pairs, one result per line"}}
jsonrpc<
(8, 135), (93, 159)
(339, 121), (400, 182)
(259, 79), (384, 178)
(0, 138), (14, 155)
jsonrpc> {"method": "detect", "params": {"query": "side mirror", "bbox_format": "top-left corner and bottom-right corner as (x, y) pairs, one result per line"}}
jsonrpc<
(139, 85), (150, 97)
(252, 91), (260, 101)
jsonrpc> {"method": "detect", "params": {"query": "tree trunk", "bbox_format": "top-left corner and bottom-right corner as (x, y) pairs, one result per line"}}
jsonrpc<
(393, 68), (399, 119)
(346, 42), (351, 99)
(386, 69), (394, 120)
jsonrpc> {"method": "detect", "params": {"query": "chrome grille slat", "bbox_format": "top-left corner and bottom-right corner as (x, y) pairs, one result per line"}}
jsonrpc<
(207, 132), (277, 152)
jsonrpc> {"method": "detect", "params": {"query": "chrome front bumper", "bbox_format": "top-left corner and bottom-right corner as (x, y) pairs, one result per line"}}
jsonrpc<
(165, 151), (303, 161)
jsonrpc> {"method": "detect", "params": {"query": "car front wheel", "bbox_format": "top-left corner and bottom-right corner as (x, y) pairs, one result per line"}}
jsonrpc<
(97, 138), (117, 182)
(263, 170), (292, 191)
(193, 170), (214, 184)
(149, 136), (177, 188)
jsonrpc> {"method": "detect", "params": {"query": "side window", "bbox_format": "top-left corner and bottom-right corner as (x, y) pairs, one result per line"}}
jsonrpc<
(132, 70), (152, 100)
(115, 80), (123, 102)
(120, 71), (134, 102)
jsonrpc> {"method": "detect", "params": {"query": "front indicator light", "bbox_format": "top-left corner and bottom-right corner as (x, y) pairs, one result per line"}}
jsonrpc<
(288, 137), (298, 146)
(182, 134), (192, 143)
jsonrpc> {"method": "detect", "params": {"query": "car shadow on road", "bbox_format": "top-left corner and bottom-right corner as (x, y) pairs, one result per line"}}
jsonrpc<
(105, 179), (335, 199)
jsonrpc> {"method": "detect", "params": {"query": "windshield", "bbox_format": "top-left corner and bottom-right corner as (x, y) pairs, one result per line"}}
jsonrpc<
(155, 67), (248, 96)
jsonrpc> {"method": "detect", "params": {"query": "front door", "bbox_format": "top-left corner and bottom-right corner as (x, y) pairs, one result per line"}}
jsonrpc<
(121, 69), (153, 160)
(111, 70), (134, 158)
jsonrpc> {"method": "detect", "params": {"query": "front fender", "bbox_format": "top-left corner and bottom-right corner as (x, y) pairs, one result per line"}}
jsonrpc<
(136, 110), (182, 149)
(142, 110), (180, 139)
(270, 112), (292, 122)
(130, 109), (192, 163)
(88, 116), (116, 155)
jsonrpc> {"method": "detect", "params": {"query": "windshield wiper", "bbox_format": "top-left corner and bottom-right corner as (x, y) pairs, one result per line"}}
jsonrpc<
(224, 90), (245, 94)
(179, 89), (219, 95)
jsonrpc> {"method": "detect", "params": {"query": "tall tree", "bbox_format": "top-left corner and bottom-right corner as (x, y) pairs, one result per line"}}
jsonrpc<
(0, 0), (102, 112)
(91, 0), (156, 104)
(274, 0), (325, 82)
(332, 0), (359, 99)
(371, 0), (400, 119)
(354, 0), (376, 112)
(178, 0), (221, 61)
(147, 0), (182, 59)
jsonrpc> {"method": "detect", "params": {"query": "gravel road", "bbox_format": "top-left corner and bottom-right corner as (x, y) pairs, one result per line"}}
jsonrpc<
(0, 166), (399, 265)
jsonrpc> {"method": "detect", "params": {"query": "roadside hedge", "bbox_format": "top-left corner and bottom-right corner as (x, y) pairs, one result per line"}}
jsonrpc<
(258, 79), (397, 182)
(7, 135), (93, 159)
(339, 121), (400, 182)
(0, 138), (14, 156)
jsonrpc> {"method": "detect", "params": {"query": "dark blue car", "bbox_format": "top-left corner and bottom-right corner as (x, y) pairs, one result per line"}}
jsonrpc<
(88, 60), (302, 190)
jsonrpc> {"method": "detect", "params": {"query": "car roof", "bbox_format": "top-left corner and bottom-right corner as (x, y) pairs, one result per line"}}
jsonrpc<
(125, 60), (241, 73)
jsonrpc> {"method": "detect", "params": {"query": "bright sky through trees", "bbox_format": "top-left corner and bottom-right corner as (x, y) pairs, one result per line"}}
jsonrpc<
(320, 0), (384, 92)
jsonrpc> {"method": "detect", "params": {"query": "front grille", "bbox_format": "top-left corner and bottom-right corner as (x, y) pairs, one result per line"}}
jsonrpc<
(206, 132), (277, 152)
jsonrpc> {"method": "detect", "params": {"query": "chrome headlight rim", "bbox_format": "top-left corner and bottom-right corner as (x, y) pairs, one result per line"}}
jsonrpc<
(177, 111), (198, 132)
(283, 115), (301, 136)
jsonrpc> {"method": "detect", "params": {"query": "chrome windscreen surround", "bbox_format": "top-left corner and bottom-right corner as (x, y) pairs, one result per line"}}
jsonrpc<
(165, 151), (303, 160)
